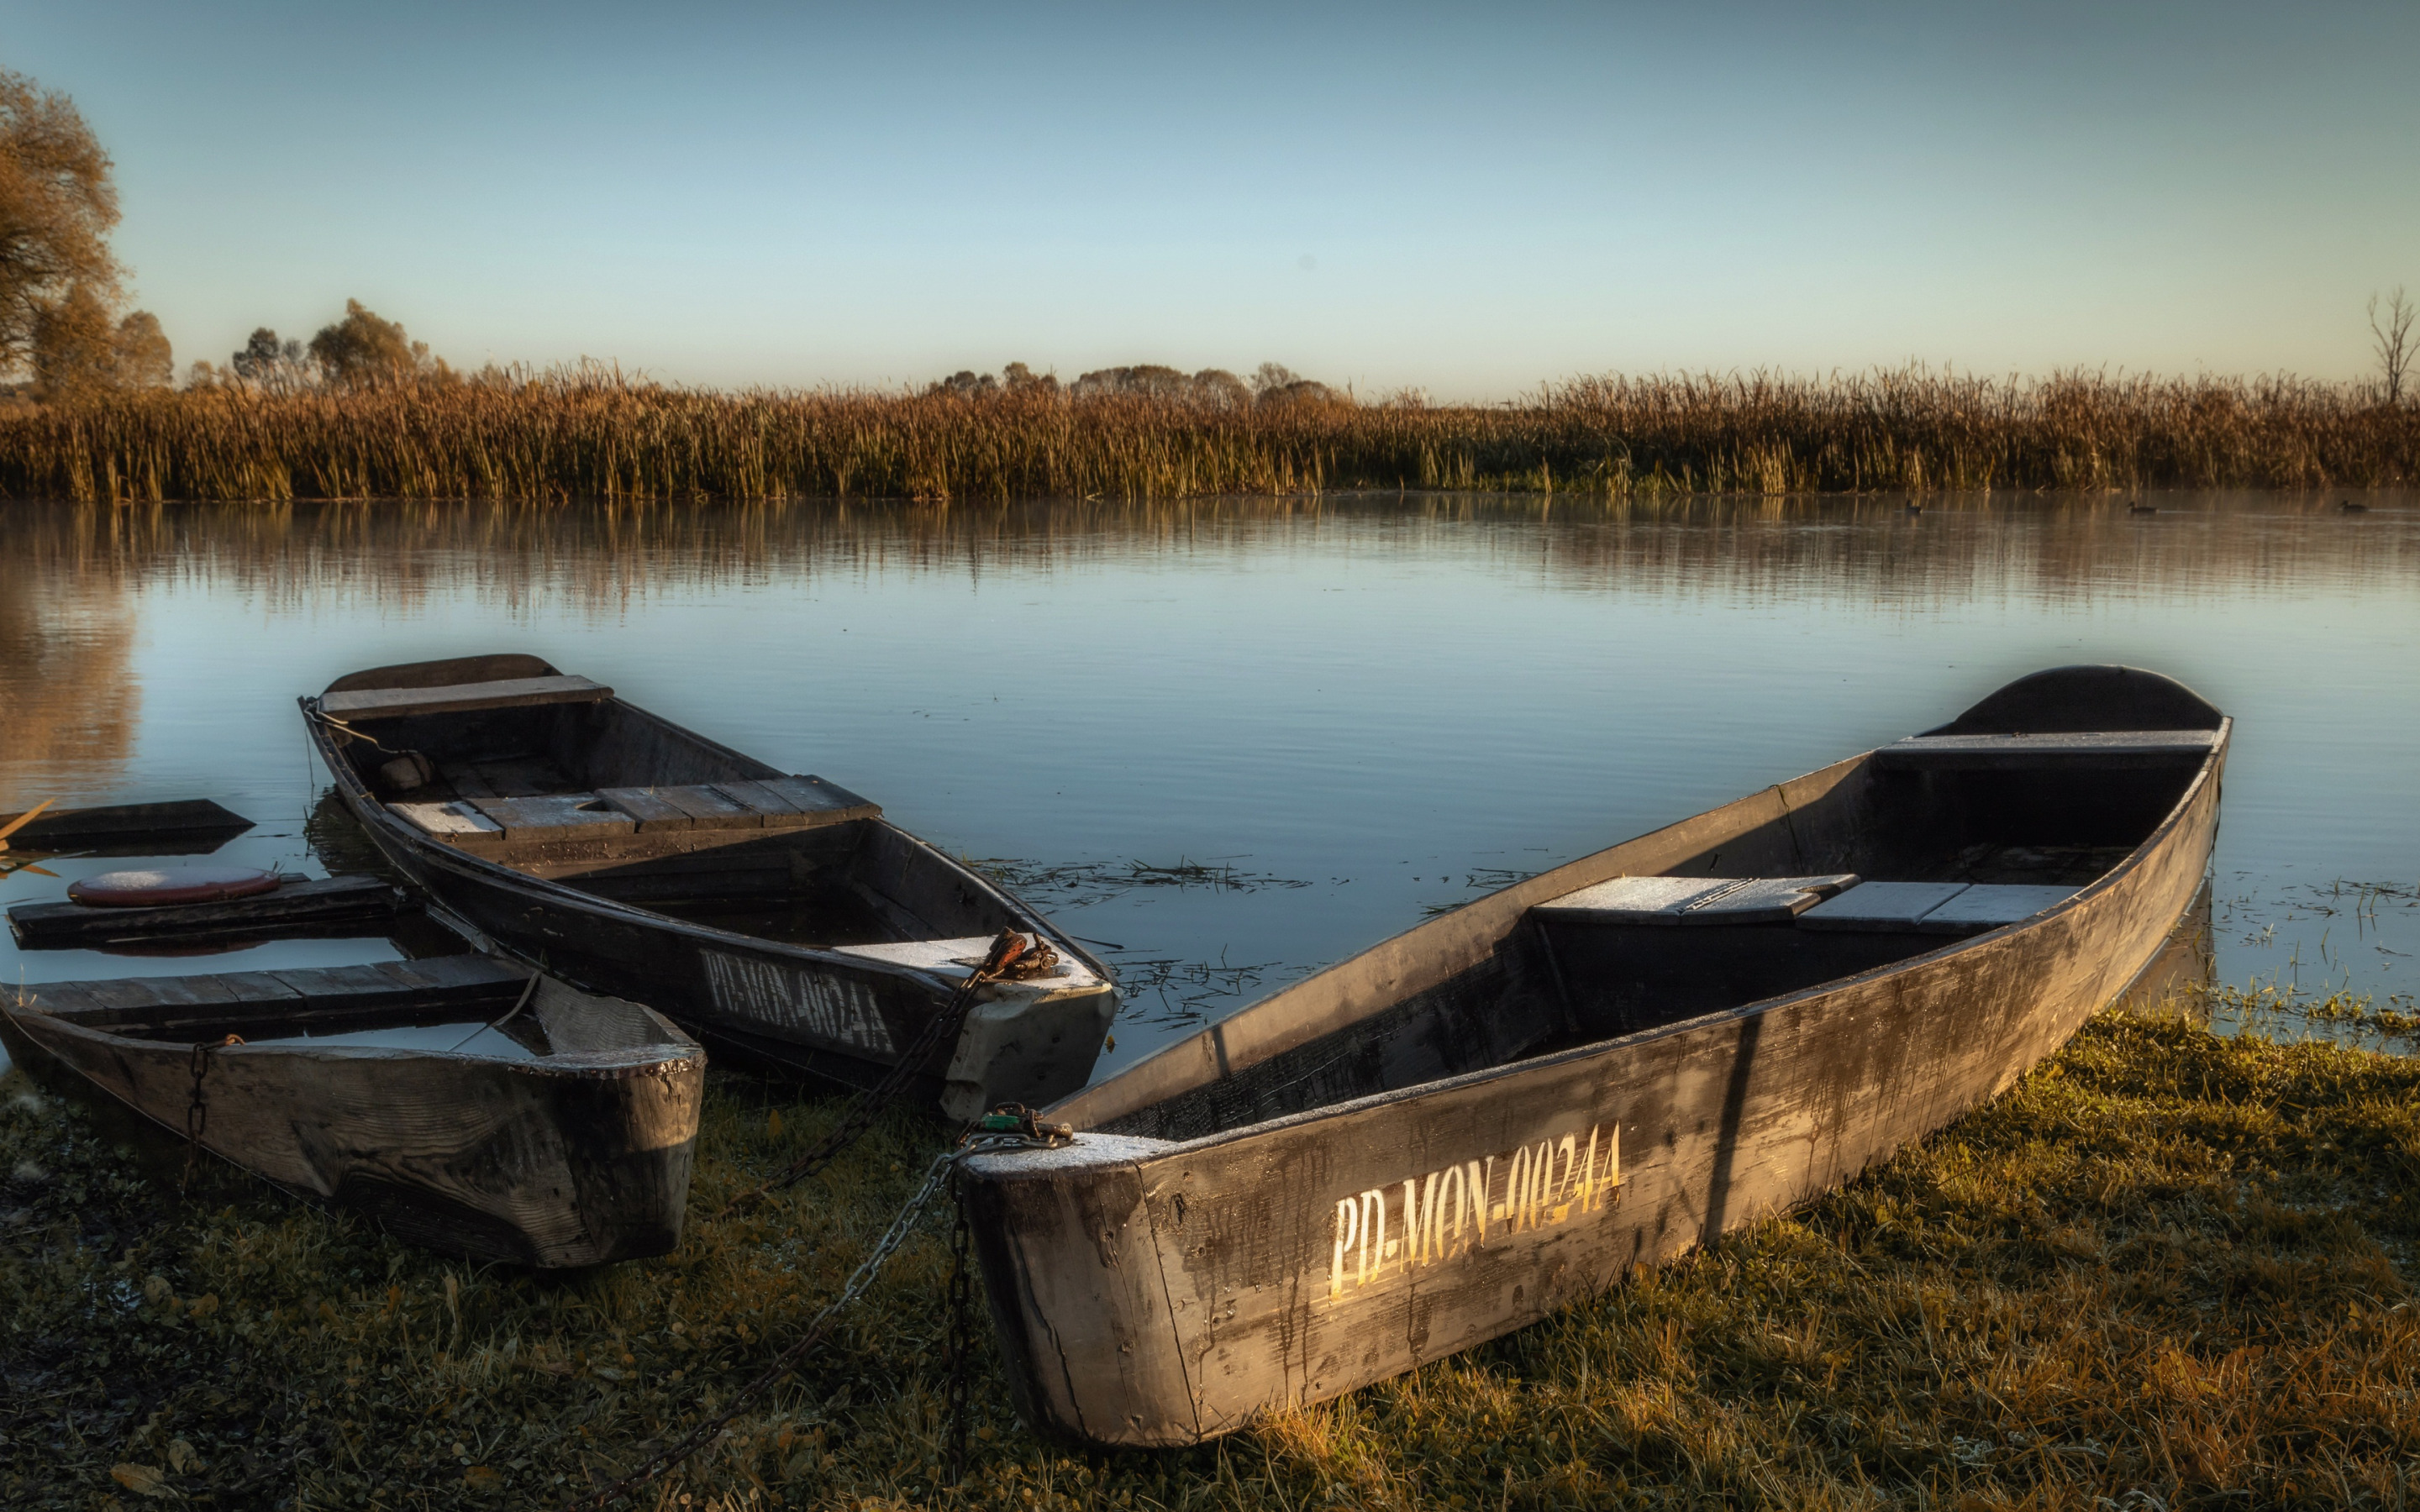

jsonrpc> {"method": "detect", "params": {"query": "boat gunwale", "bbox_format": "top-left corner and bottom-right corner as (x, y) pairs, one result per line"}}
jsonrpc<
(992, 714), (2231, 1170)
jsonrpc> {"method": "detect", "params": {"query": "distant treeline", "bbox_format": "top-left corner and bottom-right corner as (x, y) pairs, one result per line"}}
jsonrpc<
(0, 364), (2412, 505)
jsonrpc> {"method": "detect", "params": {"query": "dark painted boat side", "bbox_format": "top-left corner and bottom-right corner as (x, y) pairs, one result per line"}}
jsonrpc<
(963, 667), (2227, 1446)
(301, 655), (1118, 1116)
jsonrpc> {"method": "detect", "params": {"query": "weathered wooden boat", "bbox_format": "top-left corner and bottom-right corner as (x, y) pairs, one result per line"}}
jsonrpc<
(3, 955), (703, 1267)
(300, 654), (1118, 1118)
(960, 665), (2228, 1446)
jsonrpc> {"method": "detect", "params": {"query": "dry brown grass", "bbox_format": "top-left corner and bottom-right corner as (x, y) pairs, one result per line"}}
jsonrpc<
(5, 991), (2418, 1509)
(0, 365), (2412, 505)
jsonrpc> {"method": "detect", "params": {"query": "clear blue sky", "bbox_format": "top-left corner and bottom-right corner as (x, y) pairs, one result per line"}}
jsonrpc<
(7, 1), (2415, 397)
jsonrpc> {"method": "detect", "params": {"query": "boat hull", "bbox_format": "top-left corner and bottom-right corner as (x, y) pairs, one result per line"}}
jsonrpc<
(965, 670), (2226, 1446)
(339, 822), (1116, 1116)
(6, 961), (703, 1268)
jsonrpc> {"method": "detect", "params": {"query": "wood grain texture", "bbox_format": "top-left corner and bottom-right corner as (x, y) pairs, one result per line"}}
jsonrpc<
(965, 669), (2229, 1447)
(1873, 731), (2220, 770)
(3, 962), (702, 1268)
(0, 799), (253, 849)
(471, 795), (638, 843)
(320, 675), (612, 722)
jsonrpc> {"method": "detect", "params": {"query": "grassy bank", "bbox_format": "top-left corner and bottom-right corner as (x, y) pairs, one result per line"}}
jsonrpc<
(4, 994), (2416, 1510)
(1, 368), (2414, 505)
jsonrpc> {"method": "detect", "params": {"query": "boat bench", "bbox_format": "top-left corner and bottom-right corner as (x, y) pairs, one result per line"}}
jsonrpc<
(1797, 881), (2079, 935)
(1532, 874), (1860, 926)
(391, 776), (878, 844)
(1533, 874), (2080, 937)
(320, 675), (615, 722)
(1870, 730), (2219, 771)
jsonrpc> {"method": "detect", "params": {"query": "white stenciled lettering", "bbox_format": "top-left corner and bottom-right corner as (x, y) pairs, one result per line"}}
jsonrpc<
(1323, 1123), (1623, 1303)
(701, 950), (898, 1054)
(1328, 1197), (1360, 1298)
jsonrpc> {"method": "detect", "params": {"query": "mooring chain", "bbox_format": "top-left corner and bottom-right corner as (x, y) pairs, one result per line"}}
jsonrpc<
(560, 1116), (1073, 1512)
(181, 1034), (244, 1191)
(719, 928), (1059, 1216)
(942, 1167), (976, 1483)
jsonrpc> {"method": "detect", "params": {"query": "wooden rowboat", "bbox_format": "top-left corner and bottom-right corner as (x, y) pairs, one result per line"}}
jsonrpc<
(960, 665), (2228, 1446)
(300, 654), (1118, 1117)
(3, 955), (702, 1267)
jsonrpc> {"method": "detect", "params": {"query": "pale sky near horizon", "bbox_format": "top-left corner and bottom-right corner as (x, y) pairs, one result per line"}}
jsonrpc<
(5, 1), (2416, 399)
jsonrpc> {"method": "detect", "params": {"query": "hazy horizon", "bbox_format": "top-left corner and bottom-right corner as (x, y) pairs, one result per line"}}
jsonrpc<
(7, 1), (2417, 399)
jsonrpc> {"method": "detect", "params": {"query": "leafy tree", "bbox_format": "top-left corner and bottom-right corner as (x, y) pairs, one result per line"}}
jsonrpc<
(27, 280), (112, 399)
(308, 299), (429, 386)
(231, 326), (311, 392)
(26, 282), (169, 399)
(1002, 360), (1057, 395)
(110, 309), (171, 388)
(1192, 368), (1249, 409)
(930, 368), (998, 398)
(0, 71), (121, 378)
(1250, 362), (1300, 396)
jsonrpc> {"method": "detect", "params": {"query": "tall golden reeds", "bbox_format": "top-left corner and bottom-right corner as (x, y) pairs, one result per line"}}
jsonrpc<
(0, 365), (2412, 505)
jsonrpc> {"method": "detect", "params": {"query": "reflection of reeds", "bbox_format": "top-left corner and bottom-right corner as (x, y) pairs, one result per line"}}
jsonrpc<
(0, 552), (136, 795)
(3, 366), (2414, 504)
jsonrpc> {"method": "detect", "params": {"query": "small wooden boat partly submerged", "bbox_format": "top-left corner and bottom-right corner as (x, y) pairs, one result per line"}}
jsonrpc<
(300, 655), (1117, 1117)
(961, 666), (2228, 1446)
(3, 955), (702, 1268)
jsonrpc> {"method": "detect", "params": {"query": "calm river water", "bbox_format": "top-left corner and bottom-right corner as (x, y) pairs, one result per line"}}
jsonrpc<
(3, 491), (2415, 1079)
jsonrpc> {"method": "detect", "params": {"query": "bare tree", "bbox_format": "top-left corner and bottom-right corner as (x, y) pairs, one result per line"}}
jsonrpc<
(2372, 287), (2415, 405)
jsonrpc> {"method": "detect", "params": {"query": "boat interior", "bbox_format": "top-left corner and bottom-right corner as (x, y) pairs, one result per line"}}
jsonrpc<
(315, 656), (1038, 953)
(1085, 702), (2223, 1142)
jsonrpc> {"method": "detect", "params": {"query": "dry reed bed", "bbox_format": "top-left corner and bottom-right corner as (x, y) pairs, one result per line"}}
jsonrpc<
(3, 994), (2417, 1510)
(1, 368), (2413, 505)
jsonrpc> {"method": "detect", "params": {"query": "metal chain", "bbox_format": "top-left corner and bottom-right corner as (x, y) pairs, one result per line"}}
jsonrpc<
(181, 1036), (242, 1191)
(719, 929), (1057, 1217)
(562, 1126), (1065, 1512)
(942, 1168), (975, 1485)
(182, 1042), (212, 1190)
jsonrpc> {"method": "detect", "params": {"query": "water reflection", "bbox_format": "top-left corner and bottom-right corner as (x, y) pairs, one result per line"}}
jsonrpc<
(2, 491), (2414, 1080)
(0, 527), (139, 801)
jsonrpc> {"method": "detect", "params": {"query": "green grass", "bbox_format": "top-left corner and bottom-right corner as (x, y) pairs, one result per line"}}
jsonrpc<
(1, 365), (2413, 505)
(4, 992), (2417, 1509)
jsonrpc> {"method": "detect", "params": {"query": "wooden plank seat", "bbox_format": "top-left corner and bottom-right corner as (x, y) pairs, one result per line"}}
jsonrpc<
(1533, 874), (1860, 927)
(595, 778), (879, 833)
(392, 778), (878, 844)
(391, 800), (503, 843)
(1870, 730), (2221, 771)
(1798, 881), (2079, 935)
(319, 675), (613, 722)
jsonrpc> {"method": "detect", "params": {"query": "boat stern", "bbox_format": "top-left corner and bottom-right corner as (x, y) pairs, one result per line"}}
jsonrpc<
(941, 970), (1121, 1121)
